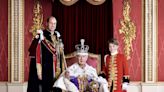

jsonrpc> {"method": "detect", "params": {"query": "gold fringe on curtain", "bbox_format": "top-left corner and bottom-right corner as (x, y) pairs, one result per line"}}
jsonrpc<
(59, 0), (78, 6)
(58, 0), (106, 6)
(86, 0), (106, 5)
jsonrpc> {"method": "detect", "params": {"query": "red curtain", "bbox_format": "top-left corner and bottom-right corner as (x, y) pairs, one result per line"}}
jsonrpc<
(52, 0), (113, 62)
(0, 0), (8, 81)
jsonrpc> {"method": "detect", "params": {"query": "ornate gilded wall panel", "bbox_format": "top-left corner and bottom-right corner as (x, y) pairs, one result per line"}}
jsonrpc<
(119, 0), (136, 60)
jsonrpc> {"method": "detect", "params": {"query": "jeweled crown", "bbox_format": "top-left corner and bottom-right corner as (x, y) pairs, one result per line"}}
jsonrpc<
(75, 39), (89, 55)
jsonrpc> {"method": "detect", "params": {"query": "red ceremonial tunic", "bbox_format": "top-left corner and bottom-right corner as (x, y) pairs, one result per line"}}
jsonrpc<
(103, 53), (129, 92)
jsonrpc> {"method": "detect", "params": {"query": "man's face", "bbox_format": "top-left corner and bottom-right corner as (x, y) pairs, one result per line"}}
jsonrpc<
(77, 54), (88, 65)
(47, 17), (57, 32)
(109, 43), (118, 53)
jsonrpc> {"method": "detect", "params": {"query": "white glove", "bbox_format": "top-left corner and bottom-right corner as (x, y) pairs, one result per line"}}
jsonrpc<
(122, 82), (128, 90)
(40, 33), (44, 41)
(37, 29), (43, 34)
(55, 31), (61, 38)
(36, 29), (44, 41)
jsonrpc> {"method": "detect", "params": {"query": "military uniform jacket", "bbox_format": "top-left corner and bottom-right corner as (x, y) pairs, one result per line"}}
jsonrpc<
(103, 53), (129, 92)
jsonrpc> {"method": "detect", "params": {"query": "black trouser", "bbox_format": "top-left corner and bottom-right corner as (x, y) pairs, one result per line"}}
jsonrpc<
(52, 87), (62, 92)
(110, 81), (113, 92)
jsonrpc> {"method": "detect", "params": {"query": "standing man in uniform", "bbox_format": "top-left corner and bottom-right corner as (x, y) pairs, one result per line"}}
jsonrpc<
(27, 16), (63, 92)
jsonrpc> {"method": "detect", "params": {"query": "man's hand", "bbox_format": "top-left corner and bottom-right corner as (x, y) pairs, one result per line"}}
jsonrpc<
(35, 29), (44, 41)
(38, 74), (42, 80)
(36, 63), (42, 80)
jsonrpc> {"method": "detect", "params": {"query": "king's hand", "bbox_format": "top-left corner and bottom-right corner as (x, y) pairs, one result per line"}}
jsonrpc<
(65, 71), (70, 79)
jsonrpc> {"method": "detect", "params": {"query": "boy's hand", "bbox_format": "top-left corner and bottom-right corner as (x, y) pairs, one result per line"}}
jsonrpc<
(122, 82), (128, 90)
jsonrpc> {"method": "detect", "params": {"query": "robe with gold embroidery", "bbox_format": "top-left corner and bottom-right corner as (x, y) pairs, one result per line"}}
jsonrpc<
(27, 29), (61, 92)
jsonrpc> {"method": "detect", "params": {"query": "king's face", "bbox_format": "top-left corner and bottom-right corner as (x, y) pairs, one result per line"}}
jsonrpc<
(77, 55), (88, 65)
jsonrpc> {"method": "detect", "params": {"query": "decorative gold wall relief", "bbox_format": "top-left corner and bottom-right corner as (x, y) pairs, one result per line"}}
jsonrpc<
(30, 0), (44, 37)
(119, 0), (136, 60)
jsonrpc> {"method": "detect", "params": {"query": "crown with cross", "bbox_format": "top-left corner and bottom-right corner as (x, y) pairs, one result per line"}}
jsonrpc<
(75, 39), (89, 55)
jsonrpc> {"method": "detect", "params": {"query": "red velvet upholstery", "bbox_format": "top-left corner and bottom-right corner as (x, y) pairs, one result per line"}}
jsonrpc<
(65, 52), (101, 74)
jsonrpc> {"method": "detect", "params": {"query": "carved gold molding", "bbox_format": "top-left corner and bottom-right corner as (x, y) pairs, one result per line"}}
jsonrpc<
(119, 0), (136, 60)
(8, 0), (11, 82)
(30, 0), (44, 37)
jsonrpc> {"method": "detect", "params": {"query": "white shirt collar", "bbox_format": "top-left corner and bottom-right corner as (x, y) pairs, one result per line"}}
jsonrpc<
(111, 51), (118, 56)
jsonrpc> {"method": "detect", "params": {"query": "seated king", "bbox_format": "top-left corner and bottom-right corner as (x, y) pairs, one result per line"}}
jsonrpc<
(53, 39), (109, 92)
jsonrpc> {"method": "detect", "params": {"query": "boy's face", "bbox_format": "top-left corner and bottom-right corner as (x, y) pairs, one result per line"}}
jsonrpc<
(108, 43), (118, 53)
